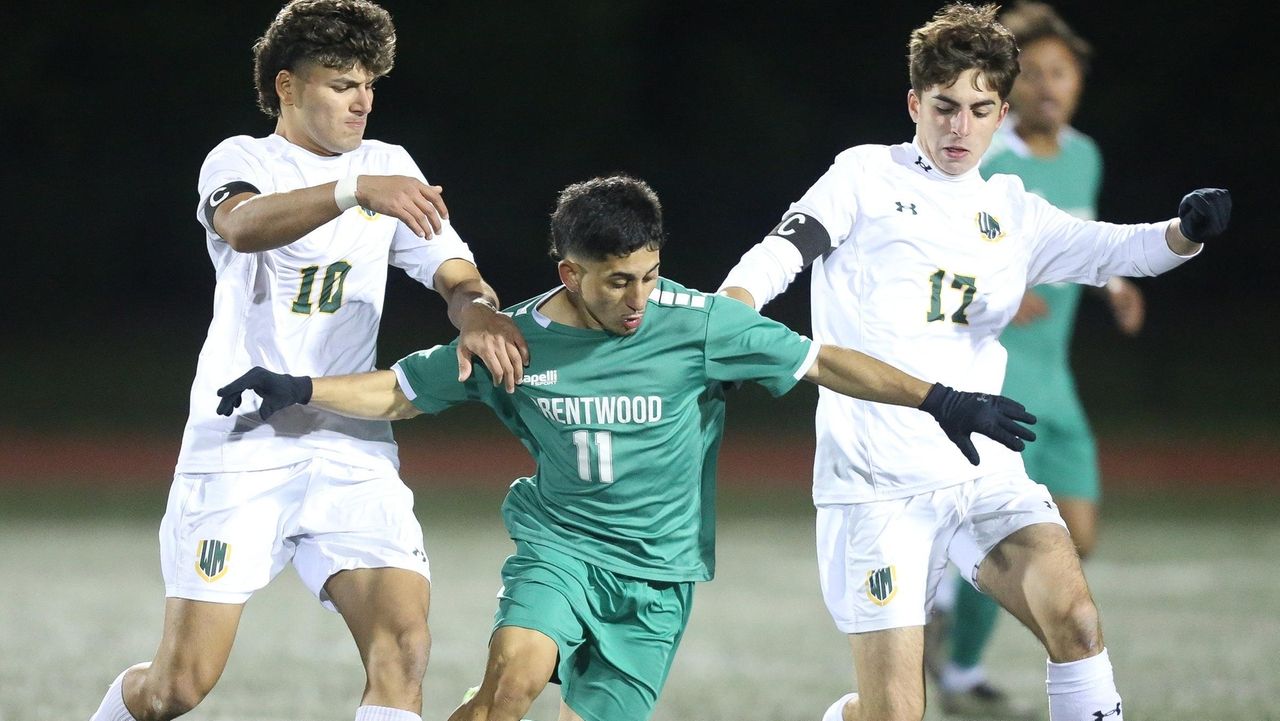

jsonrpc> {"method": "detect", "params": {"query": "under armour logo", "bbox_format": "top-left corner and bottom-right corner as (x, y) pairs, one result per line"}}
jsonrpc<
(1092, 702), (1122, 720)
(915, 155), (933, 172)
(895, 202), (917, 215)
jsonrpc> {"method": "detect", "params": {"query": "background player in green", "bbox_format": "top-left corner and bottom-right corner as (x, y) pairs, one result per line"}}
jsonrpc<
(924, 4), (1146, 718)
(216, 175), (1037, 721)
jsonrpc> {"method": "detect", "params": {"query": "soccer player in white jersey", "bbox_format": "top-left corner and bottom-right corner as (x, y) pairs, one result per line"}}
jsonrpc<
(718, 5), (1231, 721)
(88, 3), (527, 721)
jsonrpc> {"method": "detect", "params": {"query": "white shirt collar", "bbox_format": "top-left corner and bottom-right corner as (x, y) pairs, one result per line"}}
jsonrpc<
(907, 137), (983, 183)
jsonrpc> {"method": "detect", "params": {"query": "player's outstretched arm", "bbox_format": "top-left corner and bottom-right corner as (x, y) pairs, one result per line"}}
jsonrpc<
(434, 261), (530, 394)
(1165, 187), (1231, 255)
(216, 367), (420, 421)
(210, 175), (449, 253)
(803, 345), (1036, 465)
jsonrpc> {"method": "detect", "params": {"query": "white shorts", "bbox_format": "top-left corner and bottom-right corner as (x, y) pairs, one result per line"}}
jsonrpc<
(815, 472), (1064, 634)
(159, 457), (430, 611)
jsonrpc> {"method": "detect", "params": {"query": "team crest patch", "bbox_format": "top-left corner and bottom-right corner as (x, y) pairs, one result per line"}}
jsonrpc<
(195, 539), (231, 582)
(358, 206), (379, 220)
(975, 211), (1005, 242)
(866, 565), (898, 606)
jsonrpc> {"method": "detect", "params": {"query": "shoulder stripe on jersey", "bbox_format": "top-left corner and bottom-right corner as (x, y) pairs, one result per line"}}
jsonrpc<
(649, 286), (709, 308)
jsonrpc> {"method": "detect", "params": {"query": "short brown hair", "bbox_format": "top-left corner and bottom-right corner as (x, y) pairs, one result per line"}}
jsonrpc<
(908, 3), (1020, 100)
(999, 1), (1092, 74)
(252, 0), (396, 117)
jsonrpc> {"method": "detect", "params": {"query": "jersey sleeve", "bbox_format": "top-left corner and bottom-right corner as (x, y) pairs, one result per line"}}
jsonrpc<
(1023, 192), (1196, 286)
(195, 137), (273, 239)
(703, 296), (819, 397)
(392, 343), (497, 414)
(386, 149), (477, 289)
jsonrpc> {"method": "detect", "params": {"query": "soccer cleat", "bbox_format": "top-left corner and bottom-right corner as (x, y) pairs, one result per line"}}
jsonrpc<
(940, 682), (1040, 720)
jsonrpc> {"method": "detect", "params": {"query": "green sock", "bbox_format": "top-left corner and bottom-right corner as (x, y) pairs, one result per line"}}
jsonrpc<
(949, 578), (1000, 668)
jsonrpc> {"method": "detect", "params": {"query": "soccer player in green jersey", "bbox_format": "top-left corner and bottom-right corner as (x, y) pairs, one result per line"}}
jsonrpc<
(216, 175), (1037, 721)
(924, 4), (1144, 718)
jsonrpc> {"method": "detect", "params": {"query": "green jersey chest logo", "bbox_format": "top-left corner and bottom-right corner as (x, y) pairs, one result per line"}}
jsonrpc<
(975, 211), (1006, 242)
(195, 539), (231, 582)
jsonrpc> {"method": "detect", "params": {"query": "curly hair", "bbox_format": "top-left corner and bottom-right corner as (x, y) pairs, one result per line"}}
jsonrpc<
(908, 3), (1020, 100)
(999, 1), (1092, 74)
(549, 176), (667, 262)
(252, 0), (396, 117)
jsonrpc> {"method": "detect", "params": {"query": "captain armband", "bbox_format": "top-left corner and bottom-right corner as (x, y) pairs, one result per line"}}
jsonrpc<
(718, 213), (832, 309)
(769, 212), (832, 266)
(202, 181), (261, 226)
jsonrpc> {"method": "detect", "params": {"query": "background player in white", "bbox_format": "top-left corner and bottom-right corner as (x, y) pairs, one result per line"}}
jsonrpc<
(215, 174), (1037, 721)
(923, 4), (1144, 718)
(717, 4), (1231, 721)
(88, 3), (527, 721)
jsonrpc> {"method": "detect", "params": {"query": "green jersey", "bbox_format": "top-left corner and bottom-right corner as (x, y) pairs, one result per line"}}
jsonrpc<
(983, 123), (1102, 374)
(393, 278), (816, 582)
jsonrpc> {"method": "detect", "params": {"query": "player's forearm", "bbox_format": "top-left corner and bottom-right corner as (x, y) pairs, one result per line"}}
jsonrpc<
(805, 345), (932, 407)
(218, 184), (346, 253)
(310, 370), (421, 420)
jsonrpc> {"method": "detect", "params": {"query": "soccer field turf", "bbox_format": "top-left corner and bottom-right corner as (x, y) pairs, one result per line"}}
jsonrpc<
(1, 486), (1276, 721)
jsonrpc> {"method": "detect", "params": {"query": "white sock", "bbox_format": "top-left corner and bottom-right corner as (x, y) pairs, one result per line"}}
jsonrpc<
(821, 692), (858, 721)
(939, 660), (987, 693)
(1046, 648), (1123, 721)
(354, 705), (422, 721)
(88, 665), (143, 721)
(931, 566), (959, 613)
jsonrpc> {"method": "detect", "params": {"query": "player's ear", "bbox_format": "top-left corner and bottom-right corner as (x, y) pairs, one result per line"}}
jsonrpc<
(557, 260), (580, 294)
(276, 70), (295, 108)
(907, 88), (921, 123)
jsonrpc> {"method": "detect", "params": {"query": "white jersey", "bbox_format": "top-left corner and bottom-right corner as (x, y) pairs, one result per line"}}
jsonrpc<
(724, 140), (1196, 503)
(176, 134), (475, 473)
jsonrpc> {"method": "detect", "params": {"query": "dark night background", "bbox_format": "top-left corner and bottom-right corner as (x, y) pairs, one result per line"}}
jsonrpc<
(3, 0), (1275, 443)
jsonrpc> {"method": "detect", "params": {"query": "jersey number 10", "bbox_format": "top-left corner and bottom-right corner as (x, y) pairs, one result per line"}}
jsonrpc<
(291, 262), (353, 314)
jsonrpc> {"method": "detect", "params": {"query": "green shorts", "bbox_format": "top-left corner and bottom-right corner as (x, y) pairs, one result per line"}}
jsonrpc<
(494, 541), (694, 721)
(1004, 371), (1100, 502)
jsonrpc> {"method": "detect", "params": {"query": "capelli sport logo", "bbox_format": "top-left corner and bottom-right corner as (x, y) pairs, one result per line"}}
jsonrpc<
(975, 211), (1006, 242)
(195, 539), (231, 582)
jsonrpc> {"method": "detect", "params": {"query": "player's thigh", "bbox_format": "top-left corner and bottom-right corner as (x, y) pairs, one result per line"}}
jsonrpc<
(325, 566), (431, 657)
(159, 466), (309, 605)
(847, 626), (926, 720)
(949, 472), (1067, 590)
(816, 496), (956, 635)
(147, 597), (244, 692)
(292, 459), (431, 613)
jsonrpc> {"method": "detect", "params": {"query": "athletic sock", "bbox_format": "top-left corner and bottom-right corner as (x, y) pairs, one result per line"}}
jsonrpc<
(1046, 648), (1123, 721)
(949, 578), (1000, 668)
(939, 660), (987, 694)
(821, 692), (858, 721)
(354, 705), (422, 721)
(931, 568), (958, 613)
(88, 666), (142, 721)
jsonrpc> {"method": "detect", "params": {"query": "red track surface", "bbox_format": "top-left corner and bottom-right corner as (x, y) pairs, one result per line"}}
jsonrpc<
(1, 428), (1275, 490)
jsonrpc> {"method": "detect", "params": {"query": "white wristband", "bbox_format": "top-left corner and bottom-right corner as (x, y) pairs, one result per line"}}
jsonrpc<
(334, 175), (359, 212)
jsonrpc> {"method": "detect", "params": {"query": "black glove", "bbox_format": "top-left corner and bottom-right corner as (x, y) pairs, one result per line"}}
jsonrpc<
(1178, 188), (1231, 242)
(216, 367), (313, 421)
(919, 383), (1036, 466)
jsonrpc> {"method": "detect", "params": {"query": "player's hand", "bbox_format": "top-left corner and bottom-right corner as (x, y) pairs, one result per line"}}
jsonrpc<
(919, 383), (1036, 465)
(1105, 278), (1145, 336)
(355, 175), (450, 238)
(1177, 188), (1230, 242)
(1010, 290), (1048, 326)
(216, 367), (313, 420)
(457, 303), (530, 393)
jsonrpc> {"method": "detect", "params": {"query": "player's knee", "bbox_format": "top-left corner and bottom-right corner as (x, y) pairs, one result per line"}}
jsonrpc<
(1047, 596), (1103, 660)
(366, 625), (432, 690)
